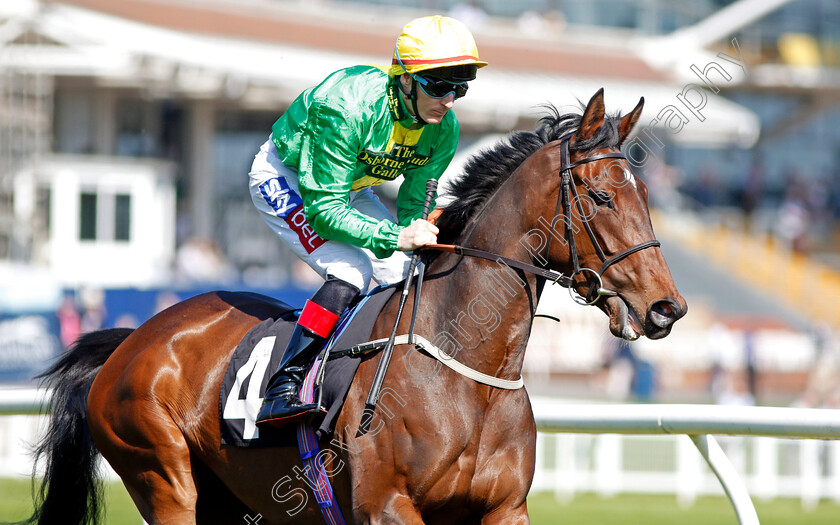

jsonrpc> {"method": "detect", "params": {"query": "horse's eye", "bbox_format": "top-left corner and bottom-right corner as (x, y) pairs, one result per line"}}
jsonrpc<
(589, 190), (614, 209)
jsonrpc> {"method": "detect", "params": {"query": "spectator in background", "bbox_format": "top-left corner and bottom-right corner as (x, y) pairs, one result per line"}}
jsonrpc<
(79, 287), (106, 334)
(155, 291), (180, 314)
(743, 328), (758, 403)
(175, 236), (236, 283)
(686, 166), (721, 208)
(805, 171), (833, 241)
(715, 370), (756, 406)
(776, 172), (811, 252)
(645, 162), (683, 211)
(291, 259), (325, 288)
(828, 170), (840, 220)
(600, 338), (657, 402)
(56, 294), (81, 348)
(113, 313), (139, 329)
(797, 323), (840, 409)
(738, 161), (765, 231)
(708, 322), (755, 406)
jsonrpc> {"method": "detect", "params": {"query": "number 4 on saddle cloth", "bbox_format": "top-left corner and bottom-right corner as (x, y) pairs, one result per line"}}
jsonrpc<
(219, 285), (397, 447)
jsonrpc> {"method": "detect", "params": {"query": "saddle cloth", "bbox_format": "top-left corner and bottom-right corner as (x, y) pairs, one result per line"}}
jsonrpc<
(219, 285), (396, 447)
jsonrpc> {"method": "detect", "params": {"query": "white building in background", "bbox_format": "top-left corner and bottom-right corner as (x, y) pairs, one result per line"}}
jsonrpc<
(12, 155), (176, 288)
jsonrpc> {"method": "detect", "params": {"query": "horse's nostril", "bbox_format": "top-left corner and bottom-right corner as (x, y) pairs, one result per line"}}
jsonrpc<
(655, 301), (673, 317)
(648, 298), (681, 329)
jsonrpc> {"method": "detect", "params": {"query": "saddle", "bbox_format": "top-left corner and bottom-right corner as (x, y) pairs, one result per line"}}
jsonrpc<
(219, 285), (397, 447)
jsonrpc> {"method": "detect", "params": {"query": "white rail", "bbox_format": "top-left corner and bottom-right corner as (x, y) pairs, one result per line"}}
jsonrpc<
(531, 401), (840, 438)
(0, 387), (47, 413)
(3, 391), (840, 524)
(531, 400), (840, 525)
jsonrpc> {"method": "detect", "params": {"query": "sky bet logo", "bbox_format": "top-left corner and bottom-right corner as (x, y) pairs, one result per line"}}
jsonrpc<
(259, 177), (302, 218)
(259, 177), (325, 254)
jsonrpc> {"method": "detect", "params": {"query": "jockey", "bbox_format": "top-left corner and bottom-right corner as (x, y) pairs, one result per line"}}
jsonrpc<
(249, 15), (487, 427)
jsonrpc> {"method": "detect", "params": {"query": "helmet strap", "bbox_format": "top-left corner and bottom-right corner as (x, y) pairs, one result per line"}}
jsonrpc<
(398, 74), (427, 126)
(408, 78), (427, 126)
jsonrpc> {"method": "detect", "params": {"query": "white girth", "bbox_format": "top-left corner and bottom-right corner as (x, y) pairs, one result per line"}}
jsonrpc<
(364, 334), (524, 390)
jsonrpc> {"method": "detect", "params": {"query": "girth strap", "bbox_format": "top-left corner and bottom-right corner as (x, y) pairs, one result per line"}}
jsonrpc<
(332, 334), (524, 390)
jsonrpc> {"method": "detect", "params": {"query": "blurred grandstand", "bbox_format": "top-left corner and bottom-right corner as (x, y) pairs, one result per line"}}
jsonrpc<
(0, 0), (839, 406)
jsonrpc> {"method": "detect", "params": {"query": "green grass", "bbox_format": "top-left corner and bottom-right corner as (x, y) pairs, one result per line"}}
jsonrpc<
(528, 491), (840, 525)
(0, 478), (142, 524)
(4, 479), (839, 524)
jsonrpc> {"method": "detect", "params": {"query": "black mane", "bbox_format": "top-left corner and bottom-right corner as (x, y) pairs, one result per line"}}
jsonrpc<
(436, 104), (621, 243)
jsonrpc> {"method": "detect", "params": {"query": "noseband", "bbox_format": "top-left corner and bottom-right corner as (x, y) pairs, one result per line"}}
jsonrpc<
(546, 135), (660, 305)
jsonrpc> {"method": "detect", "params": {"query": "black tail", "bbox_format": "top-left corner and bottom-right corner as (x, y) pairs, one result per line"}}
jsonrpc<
(10, 328), (134, 525)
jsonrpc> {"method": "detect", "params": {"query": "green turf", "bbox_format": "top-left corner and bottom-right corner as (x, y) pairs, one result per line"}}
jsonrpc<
(0, 478), (142, 524)
(4, 479), (839, 524)
(528, 491), (840, 525)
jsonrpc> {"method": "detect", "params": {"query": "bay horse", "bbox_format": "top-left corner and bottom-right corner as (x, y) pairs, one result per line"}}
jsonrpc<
(19, 89), (685, 525)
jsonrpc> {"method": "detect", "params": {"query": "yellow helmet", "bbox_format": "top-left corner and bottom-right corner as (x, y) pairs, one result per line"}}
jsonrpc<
(390, 15), (488, 79)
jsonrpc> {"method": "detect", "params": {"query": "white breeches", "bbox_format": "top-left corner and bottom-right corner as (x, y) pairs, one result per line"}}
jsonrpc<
(249, 137), (410, 292)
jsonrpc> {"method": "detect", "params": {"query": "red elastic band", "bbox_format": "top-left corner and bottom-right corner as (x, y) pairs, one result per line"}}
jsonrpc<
(298, 300), (340, 338)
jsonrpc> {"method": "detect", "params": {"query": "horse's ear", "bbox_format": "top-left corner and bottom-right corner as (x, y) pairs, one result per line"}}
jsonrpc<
(618, 96), (645, 146)
(575, 88), (605, 142)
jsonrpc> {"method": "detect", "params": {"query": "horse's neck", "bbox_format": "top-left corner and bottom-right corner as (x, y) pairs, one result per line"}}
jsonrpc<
(429, 179), (541, 383)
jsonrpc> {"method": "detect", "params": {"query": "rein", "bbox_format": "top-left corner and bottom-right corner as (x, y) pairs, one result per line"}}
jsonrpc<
(422, 244), (571, 285)
(425, 134), (661, 306)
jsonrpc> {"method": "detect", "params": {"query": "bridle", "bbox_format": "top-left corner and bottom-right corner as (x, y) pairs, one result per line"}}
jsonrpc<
(546, 134), (660, 305)
(424, 133), (660, 306)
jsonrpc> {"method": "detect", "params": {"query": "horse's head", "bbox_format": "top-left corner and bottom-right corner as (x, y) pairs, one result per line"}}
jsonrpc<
(538, 89), (686, 340)
(436, 88), (686, 340)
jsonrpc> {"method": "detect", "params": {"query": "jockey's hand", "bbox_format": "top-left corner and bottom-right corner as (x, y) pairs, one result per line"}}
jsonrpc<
(397, 219), (439, 251)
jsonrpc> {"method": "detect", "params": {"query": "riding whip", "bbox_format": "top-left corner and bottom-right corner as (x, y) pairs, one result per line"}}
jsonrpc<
(365, 178), (437, 412)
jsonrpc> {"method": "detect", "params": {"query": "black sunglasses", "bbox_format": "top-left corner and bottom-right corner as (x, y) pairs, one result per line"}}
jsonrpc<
(416, 76), (469, 99)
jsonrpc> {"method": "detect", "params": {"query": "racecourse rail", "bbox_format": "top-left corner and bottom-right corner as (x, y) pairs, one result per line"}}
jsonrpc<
(532, 400), (840, 525)
(2, 389), (839, 525)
